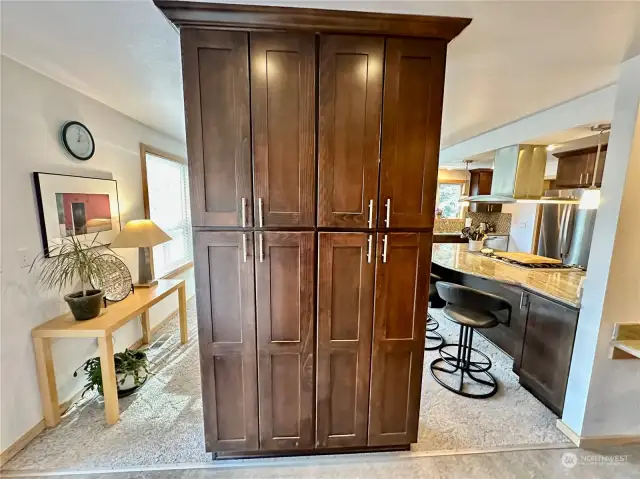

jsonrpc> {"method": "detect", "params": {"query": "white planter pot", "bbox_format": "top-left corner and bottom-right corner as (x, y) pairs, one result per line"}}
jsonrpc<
(468, 239), (484, 252)
(116, 370), (148, 392)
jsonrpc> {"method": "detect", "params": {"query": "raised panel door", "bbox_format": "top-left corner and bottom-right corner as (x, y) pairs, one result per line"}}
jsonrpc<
(369, 232), (431, 446)
(379, 39), (446, 229)
(316, 232), (375, 448)
(181, 30), (252, 227)
(254, 232), (315, 450)
(193, 231), (258, 452)
(251, 33), (316, 227)
(318, 35), (383, 228)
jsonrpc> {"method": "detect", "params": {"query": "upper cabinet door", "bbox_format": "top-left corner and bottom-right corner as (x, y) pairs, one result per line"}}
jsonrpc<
(181, 30), (252, 227)
(251, 33), (316, 228)
(254, 232), (315, 450)
(318, 35), (384, 228)
(369, 232), (430, 446)
(379, 39), (446, 229)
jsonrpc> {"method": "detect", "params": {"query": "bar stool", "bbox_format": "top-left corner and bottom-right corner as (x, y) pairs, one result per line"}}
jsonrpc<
(429, 282), (511, 399)
(425, 274), (444, 350)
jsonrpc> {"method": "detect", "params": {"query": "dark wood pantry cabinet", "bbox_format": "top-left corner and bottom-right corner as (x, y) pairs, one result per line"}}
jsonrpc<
(156, 0), (470, 458)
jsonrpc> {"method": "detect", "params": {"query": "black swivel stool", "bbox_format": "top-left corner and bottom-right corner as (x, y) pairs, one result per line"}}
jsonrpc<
(429, 282), (511, 399)
(425, 273), (445, 350)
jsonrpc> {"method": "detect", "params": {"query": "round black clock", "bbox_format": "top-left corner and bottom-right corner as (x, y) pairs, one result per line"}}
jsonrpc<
(60, 121), (95, 160)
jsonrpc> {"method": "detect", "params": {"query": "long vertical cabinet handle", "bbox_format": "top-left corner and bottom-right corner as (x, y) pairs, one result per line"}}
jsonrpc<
(259, 233), (264, 263)
(241, 197), (247, 227)
(382, 235), (388, 263)
(242, 233), (248, 263)
(384, 199), (391, 227)
(368, 199), (374, 228)
(258, 198), (264, 227)
(367, 235), (373, 264)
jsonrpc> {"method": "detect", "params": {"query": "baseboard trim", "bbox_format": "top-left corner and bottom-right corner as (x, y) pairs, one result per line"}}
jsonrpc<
(555, 419), (640, 448)
(0, 394), (77, 467)
(0, 442), (577, 476)
(1, 298), (193, 467)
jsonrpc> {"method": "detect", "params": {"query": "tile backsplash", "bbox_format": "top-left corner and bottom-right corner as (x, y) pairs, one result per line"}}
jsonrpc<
(434, 218), (465, 233)
(467, 212), (512, 234)
(434, 212), (512, 234)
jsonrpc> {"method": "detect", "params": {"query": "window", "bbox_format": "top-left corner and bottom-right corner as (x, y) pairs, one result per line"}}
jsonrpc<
(141, 145), (193, 278)
(437, 182), (464, 218)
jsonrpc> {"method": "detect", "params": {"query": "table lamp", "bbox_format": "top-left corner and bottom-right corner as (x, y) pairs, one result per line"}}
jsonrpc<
(110, 219), (171, 288)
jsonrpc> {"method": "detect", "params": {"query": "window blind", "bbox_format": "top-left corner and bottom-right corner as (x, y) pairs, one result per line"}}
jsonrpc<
(145, 152), (193, 278)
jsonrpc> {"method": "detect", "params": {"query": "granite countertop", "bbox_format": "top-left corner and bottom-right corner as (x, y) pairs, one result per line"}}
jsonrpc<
(431, 244), (585, 308)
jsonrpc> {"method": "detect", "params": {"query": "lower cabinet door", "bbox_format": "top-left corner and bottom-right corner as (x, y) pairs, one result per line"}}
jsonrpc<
(316, 232), (375, 448)
(193, 231), (259, 452)
(254, 231), (315, 450)
(368, 232), (431, 446)
(519, 293), (579, 415)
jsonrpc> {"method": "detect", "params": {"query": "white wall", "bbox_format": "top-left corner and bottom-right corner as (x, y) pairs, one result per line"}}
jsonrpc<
(563, 54), (640, 438)
(0, 56), (193, 452)
(501, 203), (537, 253)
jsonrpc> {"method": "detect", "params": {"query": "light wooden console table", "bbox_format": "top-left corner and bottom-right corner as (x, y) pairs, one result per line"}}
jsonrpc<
(32, 279), (187, 427)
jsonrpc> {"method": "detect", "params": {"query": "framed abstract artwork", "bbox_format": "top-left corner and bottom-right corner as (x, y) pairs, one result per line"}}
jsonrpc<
(33, 173), (122, 257)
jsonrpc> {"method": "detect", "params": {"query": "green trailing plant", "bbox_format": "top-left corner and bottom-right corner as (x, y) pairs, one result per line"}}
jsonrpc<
(74, 349), (151, 396)
(30, 234), (114, 296)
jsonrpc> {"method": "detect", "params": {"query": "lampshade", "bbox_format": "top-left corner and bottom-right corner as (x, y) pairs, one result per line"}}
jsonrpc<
(110, 220), (172, 248)
(579, 188), (601, 210)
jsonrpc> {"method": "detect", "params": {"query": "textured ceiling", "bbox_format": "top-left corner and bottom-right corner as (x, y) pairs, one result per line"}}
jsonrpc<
(2, 0), (639, 149)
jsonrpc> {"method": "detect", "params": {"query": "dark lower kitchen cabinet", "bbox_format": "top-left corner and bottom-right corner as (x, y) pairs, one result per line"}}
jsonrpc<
(254, 232), (315, 450)
(518, 292), (579, 416)
(193, 231), (259, 452)
(316, 233), (375, 448)
(369, 233), (431, 445)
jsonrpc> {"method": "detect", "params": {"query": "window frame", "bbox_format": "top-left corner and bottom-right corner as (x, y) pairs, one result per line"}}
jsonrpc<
(436, 179), (466, 219)
(139, 143), (193, 279)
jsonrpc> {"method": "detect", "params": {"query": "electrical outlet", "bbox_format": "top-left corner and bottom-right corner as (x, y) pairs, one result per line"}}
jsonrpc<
(18, 248), (31, 268)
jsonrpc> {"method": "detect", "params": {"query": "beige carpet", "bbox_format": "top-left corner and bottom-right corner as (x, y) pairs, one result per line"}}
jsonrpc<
(3, 302), (570, 472)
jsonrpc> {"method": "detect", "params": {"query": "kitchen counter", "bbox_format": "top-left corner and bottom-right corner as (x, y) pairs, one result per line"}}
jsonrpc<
(431, 244), (584, 308)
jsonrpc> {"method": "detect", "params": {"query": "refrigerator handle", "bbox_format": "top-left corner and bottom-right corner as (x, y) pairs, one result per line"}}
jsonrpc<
(558, 206), (568, 259)
(560, 206), (573, 261)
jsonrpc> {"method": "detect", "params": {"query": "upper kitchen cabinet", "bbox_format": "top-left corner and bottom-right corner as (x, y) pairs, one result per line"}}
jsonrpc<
(554, 145), (607, 189)
(181, 30), (252, 227)
(378, 39), (446, 229)
(318, 35), (384, 228)
(251, 33), (316, 228)
(468, 169), (502, 213)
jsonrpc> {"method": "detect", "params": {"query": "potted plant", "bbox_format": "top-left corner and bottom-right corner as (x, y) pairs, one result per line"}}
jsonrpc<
(75, 348), (151, 398)
(31, 235), (111, 320)
(461, 225), (486, 252)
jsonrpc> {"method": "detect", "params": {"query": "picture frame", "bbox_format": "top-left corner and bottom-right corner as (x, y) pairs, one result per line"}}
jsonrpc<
(33, 172), (122, 257)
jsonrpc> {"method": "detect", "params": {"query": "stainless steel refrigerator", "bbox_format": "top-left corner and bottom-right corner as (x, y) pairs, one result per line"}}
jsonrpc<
(537, 189), (598, 268)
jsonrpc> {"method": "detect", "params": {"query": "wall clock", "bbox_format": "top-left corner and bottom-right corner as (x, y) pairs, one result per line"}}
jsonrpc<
(60, 121), (95, 161)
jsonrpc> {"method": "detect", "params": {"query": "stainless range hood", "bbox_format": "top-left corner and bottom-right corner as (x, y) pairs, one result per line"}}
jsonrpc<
(468, 144), (580, 204)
